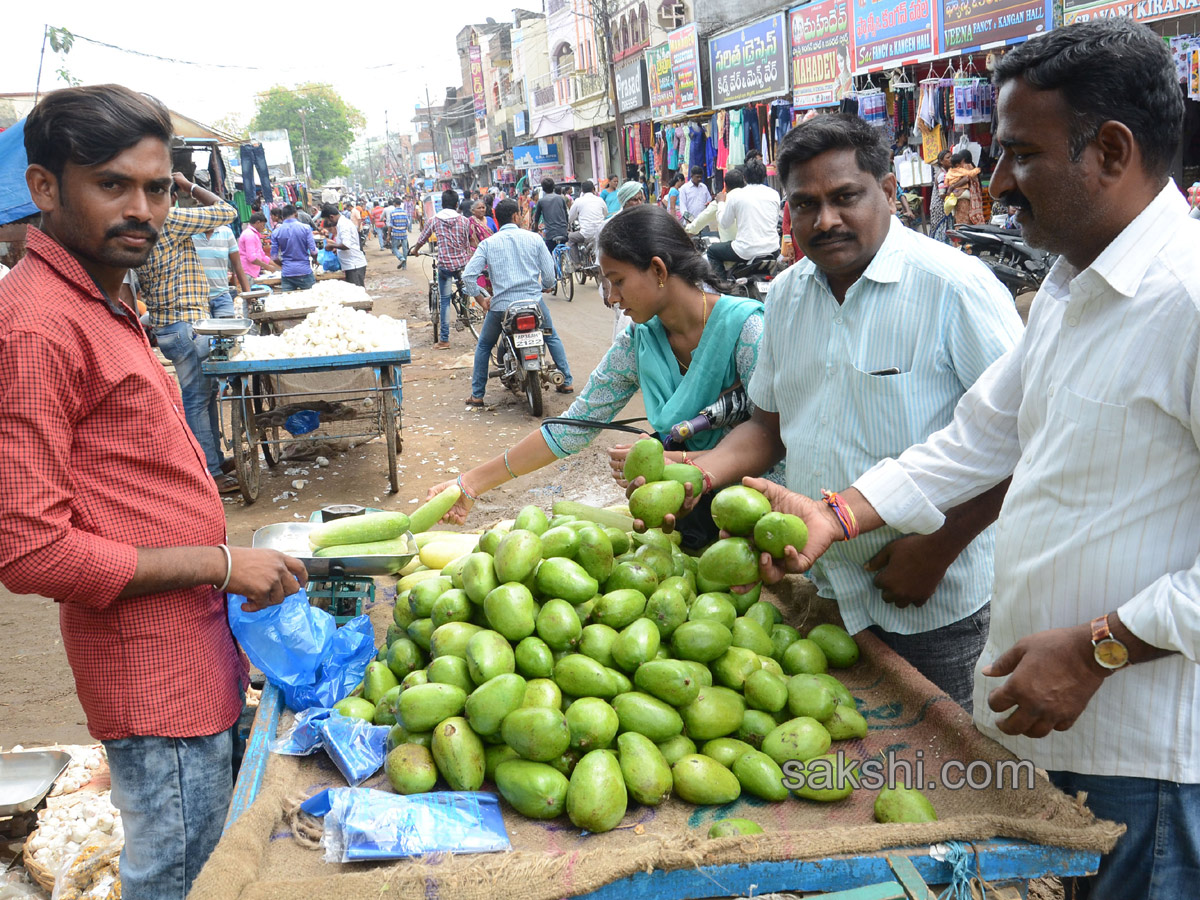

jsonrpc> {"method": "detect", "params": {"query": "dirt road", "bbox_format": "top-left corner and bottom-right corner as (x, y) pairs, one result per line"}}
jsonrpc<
(0, 241), (640, 747)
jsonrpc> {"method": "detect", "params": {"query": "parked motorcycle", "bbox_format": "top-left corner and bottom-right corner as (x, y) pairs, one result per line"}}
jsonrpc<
(491, 298), (564, 417)
(572, 239), (601, 286)
(712, 254), (777, 302)
(947, 224), (1054, 298)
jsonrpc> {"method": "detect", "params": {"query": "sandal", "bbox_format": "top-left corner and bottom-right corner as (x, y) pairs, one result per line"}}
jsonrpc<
(556, 385), (574, 394)
(465, 396), (485, 407)
(214, 474), (242, 494)
(434, 341), (451, 350)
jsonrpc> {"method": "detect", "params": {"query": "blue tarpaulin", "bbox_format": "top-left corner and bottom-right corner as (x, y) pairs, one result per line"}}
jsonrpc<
(0, 120), (37, 227)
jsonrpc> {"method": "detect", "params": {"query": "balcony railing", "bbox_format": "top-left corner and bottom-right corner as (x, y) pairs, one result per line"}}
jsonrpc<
(532, 82), (557, 111)
(570, 70), (609, 104)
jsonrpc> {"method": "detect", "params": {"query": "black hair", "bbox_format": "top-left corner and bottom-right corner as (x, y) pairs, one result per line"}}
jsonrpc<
(689, 166), (704, 178)
(671, 173), (685, 186)
(24, 84), (174, 182)
(281, 203), (296, 218)
(723, 168), (746, 191)
(459, 197), (475, 216)
(270, 208), (284, 220)
(541, 177), (555, 192)
(994, 19), (1182, 176)
(249, 212), (268, 225)
(582, 180), (595, 193)
(775, 114), (891, 184)
(598, 205), (713, 288)
(743, 158), (768, 184)
(441, 189), (459, 210)
(320, 203), (339, 219)
(950, 150), (974, 166)
(495, 199), (519, 225)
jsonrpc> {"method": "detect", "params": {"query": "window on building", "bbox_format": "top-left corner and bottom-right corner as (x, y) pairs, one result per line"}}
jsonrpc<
(553, 42), (575, 78)
(620, 15), (630, 51)
(639, 3), (649, 43)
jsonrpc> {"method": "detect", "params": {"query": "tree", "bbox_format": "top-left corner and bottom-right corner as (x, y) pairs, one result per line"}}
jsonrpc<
(250, 84), (365, 184)
(211, 114), (248, 140)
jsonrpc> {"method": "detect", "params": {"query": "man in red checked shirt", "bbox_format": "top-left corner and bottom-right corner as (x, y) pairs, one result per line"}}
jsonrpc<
(0, 85), (307, 900)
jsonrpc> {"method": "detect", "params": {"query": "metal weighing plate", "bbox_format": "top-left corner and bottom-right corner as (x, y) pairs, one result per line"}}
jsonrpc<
(0, 750), (71, 816)
(252, 522), (417, 577)
(239, 288), (272, 300)
(194, 317), (254, 336)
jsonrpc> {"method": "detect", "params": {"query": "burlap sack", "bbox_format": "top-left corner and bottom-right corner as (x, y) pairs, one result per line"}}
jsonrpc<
(190, 578), (1123, 900)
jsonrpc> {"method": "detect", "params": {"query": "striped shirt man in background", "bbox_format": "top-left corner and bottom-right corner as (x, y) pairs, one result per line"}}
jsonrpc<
(693, 114), (1023, 712)
(191, 223), (249, 318)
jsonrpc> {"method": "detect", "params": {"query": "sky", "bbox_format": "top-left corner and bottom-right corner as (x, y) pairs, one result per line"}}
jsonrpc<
(1, 0), (529, 145)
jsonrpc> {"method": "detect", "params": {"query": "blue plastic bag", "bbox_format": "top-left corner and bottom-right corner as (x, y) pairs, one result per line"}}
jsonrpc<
(270, 707), (334, 756)
(319, 715), (390, 786)
(281, 615), (376, 712)
(318, 248), (341, 272)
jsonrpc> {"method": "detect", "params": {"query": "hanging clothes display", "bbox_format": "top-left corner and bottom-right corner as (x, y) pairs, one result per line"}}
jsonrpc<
(727, 110), (746, 167)
(715, 111), (729, 172)
(689, 122), (707, 176)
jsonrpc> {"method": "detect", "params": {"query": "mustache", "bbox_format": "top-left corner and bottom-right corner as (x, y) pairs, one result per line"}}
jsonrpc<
(104, 222), (159, 243)
(810, 231), (855, 246)
(998, 192), (1031, 213)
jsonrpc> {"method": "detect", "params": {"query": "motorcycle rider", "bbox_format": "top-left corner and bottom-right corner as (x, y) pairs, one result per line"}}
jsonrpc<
(459, 200), (574, 408)
(707, 157), (780, 273)
(567, 179), (608, 269)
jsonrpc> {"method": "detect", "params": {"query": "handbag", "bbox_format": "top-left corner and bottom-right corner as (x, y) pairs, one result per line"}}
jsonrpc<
(943, 193), (959, 215)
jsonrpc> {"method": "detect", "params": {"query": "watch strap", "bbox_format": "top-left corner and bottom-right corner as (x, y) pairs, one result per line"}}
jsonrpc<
(1090, 614), (1112, 644)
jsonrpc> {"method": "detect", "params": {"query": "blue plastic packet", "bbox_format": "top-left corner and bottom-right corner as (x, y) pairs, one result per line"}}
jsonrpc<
(319, 714), (390, 787)
(227, 589), (334, 688)
(320, 789), (511, 862)
(271, 707), (334, 756)
(300, 788), (334, 817)
(282, 614), (376, 712)
(284, 410), (320, 436)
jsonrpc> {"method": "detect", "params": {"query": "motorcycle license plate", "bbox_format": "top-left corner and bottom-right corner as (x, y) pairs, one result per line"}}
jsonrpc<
(514, 332), (544, 348)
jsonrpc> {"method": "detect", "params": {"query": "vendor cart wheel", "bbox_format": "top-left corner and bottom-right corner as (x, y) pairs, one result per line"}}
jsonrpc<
(380, 367), (400, 494)
(251, 373), (281, 468)
(230, 383), (261, 503)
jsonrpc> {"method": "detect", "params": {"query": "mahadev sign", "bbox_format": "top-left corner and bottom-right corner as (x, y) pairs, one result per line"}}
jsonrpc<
(851, 0), (937, 71)
(940, 0), (1050, 53)
(709, 13), (789, 108)
(789, 0), (853, 109)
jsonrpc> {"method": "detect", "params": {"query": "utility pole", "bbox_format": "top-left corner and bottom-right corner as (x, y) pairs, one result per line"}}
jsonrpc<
(367, 137), (376, 189)
(597, 0), (628, 179)
(424, 85), (442, 171)
(298, 108), (312, 184)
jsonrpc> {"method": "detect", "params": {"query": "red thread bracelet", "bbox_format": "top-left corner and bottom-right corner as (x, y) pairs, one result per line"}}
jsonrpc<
(821, 489), (859, 541)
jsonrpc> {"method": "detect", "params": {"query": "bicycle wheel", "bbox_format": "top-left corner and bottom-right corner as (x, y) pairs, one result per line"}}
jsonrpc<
(380, 367), (401, 493)
(251, 372), (280, 468)
(549, 257), (560, 296)
(229, 379), (260, 503)
(561, 265), (574, 302)
(524, 367), (544, 418)
(428, 281), (440, 341)
(461, 295), (484, 341)
(575, 267), (588, 285)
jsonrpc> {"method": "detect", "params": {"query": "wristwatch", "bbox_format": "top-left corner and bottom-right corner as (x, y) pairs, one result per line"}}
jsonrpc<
(1090, 614), (1130, 671)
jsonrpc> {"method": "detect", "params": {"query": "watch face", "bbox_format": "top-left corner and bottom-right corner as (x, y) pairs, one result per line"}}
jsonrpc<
(1095, 639), (1129, 669)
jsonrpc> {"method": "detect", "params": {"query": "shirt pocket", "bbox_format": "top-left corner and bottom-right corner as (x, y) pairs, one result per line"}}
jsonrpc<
(1046, 387), (1129, 506)
(842, 365), (921, 459)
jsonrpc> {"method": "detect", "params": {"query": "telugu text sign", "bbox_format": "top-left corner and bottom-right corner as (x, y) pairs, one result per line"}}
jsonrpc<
(940, 0), (1050, 53)
(789, 0), (852, 109)
(1064, 0), (1200, 22)
(670, 25), (704, 113)
(709, 13), (789, 108)
(851, 0), (936, 72)
(470, 44), (487, 120)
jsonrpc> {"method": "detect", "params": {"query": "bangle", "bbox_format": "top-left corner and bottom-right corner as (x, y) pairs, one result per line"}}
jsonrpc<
(457, 474), (479, 502)
(503, 449), (518, 480)
(821, 490), (859, 541)
(699, 468), (716, 495)
(213, 543), (233, 593)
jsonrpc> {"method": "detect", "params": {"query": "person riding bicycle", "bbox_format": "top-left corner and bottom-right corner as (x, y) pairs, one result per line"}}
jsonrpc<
(532, 177), (570, 256)
(410, 189), (474, 349)
(567, 179), (607, 269)
(458, 200), (574, 408)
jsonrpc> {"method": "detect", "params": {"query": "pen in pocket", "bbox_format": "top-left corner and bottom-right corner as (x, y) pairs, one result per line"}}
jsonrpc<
(870, 367), (902, 376)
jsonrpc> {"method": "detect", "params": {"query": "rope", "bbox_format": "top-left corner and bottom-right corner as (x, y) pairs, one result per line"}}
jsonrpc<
(936, 840), (999, 900)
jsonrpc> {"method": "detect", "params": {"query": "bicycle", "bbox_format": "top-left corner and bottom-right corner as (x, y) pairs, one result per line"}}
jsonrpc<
(423, 254), (484, 341)
(548, 237), (575, 302)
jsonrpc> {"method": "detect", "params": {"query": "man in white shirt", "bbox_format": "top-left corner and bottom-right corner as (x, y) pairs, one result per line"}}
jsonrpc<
(566, 179), (608, 269)
(687, 114), (1022, 711)
(687, 168), (743, 243)
(678, 166), (713, 223)
(706, 158), (780, 272)
(755, 21), (1198, 899)
(321, 203), (367, 286)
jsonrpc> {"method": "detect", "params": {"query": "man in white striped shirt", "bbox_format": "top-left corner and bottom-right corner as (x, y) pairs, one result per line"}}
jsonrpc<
(756, 21), (1199, 900)
(693, 115), (1023, 712)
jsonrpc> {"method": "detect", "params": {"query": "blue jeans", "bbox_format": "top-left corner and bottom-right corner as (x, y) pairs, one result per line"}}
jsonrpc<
(868, 605), (989, 714)
(471, 301), (573, 399)
(154, 322), (222, 475)
(209, 290), (235, 318)
(1047, 771), (1200, 900)
(437, 268), (458, 342)
(391, 234), (409, 265)
(105, 727), (234, 900)
(280, 273), (315, 292)
(375, 224), (387, 250)
(240, 142), (271, 204)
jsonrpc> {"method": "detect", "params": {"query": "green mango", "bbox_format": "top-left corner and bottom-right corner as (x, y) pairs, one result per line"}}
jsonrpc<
(679, 685), (745, 741)
(611, 618), (661, 672)
(548, 748), (582, 777)
(577, 623), (620, 667)
(592, 588), (648, 629)
(671, 619), (733, 663)
(404, 729), (434, 749)
(633, 545), (675, 582)
(662, 462), (704, 496)
(632, 527), (677, 550)
(622, 438), (665, 484)
(697, 538), (760, 591)
(502, 706), (571, 762)
(514, 636), (555, 679)
(710, 485), (772, 536)
(428, 621), (483, 659)
(363, 661), (400, 704)
(644, 587), (689, 639)
(611, 691), (684, 742)
(757, 655), (785, 677)
(539, 525), (581, 560)
(813, 673), (856, 708)
(575, 525), (615, 584)
(782, 639), (829, 675)
(628, 481), (685, 530)
(744, 669), (788, 713)
(753, 511), (808, 559)
(493, 529), (543, 584)
(770, 623), (802, 661)
(567, 749), (627, 832)
(385, 722), (414, 752)
(392, 594), (416, 629)
(401, 669), (429, 692)
(606, 667), (633, 694)
(334, 696), (376, 722)
(461, 552), (500, 605)
(536, 558), (599, 605)
(513, 505), (550, 535)
(659, 575), (695, 602)
(708, 818), (764, 837)
(536, 598), (583, 650)
(634, 659), (701, 707)
(807, 624), (860, 669)
(477, 529), (503, 556)
(406, 617), (436, 652)
(603, 562), (660, 599)
(732, 749), (789, 802)
(496, 759), (569, 818)
(688, 593), (738, 630)
(617, 731), (673, 806)
(604, 526), (631, 557)
(730, 581), (761, 614)
(731, 617), (774, 657)
(565, 696), (620, 751)
(409, 577), (453, 618)
(426, 655), (474, 693)
(376, 644), (388, 663)
(484, 744), (522, 781)
(572, 597), (595, 625)
(700, 737), (755, 768)
(432, 716), (485, 791)
(397, 682), (468, 733)
(824, 704), (868, 740)
(762, 716), (832, 766)
(522, 677), (564, 709)
(445, 554), (470, 590)
(791, 753), (858, 802)
(430, 588), (473, 628)
(375, 686), (401, 726)
(481, 583), (536, 642)
(656, 733), (697, 766)
(786, 674), (838, 722)
(464, 672), (527, 736)
(711, 646), (761, 691)
(547, 514), (577, 529)
(671, 754), (741, 805)
(874, 786), (937, 823)
(736, 709), (778, 749)
(385, 743), (438, 794)
(677, 659), (713, 687)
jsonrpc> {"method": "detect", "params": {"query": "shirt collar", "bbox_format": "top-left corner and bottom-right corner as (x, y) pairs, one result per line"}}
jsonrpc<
(499, 223), (520, 231)
(24, 226), (109, 305)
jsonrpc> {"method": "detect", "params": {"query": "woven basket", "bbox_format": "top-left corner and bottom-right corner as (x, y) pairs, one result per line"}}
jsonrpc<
(22, 832), (57, 893)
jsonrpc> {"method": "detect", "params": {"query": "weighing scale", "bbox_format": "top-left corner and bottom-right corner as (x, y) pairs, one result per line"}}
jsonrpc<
(194, 317), (254, 361)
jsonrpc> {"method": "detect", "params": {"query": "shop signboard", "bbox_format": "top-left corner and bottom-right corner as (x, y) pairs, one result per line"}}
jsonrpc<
(418, 152), (436, 171)
(645, 25), (705, 119)
(850, 0), (937, 72)
(1063, 0), (1199, 24)
(469, 148), (482, 166)
(470, 44), (487, 119)
(514, 143), (559, 169)
(941, 0), (1050, 52)
(615, 57), (650, 113)
(646, 42), (675, 117)
(789, 0), (853, 109)
(451, 138), (469, 170)
(709, 13), (789, 109)
(513, 111), (528, 136)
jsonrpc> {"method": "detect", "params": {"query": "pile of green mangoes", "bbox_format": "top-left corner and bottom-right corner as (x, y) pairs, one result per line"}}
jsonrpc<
(333, 458), (934, 833)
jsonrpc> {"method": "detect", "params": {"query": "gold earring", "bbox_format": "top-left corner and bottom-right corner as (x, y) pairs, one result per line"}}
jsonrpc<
(658, 280), (664, 289)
